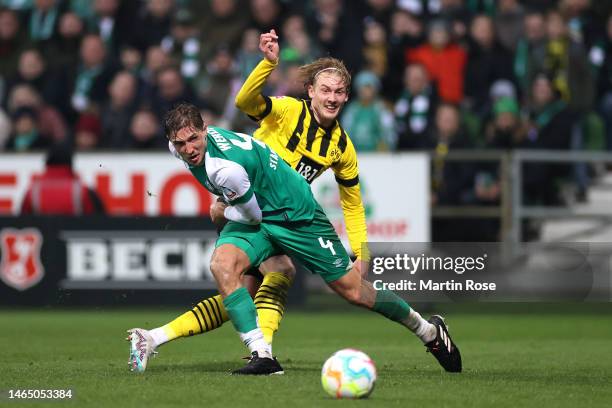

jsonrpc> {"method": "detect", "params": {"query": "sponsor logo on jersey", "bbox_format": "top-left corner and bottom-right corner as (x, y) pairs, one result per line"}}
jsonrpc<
(223, 187), (237, 200)
(0, 228), (45, 291)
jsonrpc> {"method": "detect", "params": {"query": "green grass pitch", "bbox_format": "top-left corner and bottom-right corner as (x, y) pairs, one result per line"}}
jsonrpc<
(1, 306), (611, 407)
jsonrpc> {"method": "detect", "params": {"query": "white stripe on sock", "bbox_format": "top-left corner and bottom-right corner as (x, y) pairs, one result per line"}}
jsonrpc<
(239, 328), (272, 358)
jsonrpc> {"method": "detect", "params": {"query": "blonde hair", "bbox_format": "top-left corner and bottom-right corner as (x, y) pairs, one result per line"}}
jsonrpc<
(297, 57), (351, 91)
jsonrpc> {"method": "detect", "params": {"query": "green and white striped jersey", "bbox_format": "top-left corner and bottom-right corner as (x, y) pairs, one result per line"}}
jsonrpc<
(171, 126), (317, 223)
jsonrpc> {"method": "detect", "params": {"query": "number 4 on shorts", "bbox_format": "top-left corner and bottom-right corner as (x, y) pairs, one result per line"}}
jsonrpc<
(318, 237), (336, 255)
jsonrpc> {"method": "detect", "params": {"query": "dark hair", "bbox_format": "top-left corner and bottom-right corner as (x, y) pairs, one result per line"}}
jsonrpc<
(163, 102), (204, 140)
(46, 143), (73, 167)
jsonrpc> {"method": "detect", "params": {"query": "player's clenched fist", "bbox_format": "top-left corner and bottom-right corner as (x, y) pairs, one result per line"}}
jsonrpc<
(210, 197), (228, 228)
(259, 29), (279, 63)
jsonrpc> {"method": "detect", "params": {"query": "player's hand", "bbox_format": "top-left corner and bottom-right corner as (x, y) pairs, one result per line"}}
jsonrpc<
(210, 198), (228, 228)
(259, 29), (279, 63)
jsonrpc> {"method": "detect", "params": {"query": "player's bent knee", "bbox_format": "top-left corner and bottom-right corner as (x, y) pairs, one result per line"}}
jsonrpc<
(210, 245), (251, 296)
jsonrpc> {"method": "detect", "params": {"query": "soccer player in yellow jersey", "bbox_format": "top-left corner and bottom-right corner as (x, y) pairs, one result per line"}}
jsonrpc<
(235, 30), (368, 263)
(128, 30), (410, 374)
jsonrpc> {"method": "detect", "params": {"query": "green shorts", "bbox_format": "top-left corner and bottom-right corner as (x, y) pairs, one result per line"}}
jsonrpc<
(216, 205), (351, 283)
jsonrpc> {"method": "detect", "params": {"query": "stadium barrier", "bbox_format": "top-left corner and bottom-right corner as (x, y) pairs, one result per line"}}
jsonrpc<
(0, 216), (307, 306)
(431, 149), (612, 247)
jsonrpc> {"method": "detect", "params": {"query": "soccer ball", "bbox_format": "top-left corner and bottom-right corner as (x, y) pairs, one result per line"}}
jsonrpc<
(321, 348), (377, 399)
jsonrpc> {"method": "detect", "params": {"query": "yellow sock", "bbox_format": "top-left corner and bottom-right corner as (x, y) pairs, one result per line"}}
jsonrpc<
(254, 272), (292, 344)
(162, 295), (229, 340)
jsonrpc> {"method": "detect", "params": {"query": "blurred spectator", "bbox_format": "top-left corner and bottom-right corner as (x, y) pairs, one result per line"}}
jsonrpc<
(5, 106), (51, 151)
(515, 12), (547, 98)
(522, 74), (576, 205)
(132, 0), (174, 52)
(494, 0), (525, 52)
(279, 62), (306, 98)
(436, 0), (471, 42)
(5, 48), (59, 106)
(20, 144), (105, 214)
(307, 0), (364, 72)
(483, 96), (524, 149)
(0, 7), (29, 79)
(74, 111), (101, 150)
(196, 45), (239, 120)
(7, 83), (67, 142)
(536, 9), (594, 113)
(341, 71), (395, 152)
(119, 43), (143, 74)
(195, 0), (249, 60)
(141, 45), (171, 89)
(236, 28), (263, 80)
(591, 13), (612, 149)
(60, 34), (117, 120)
(99, 70), (138, 148)
(474, 97), (525, 205)
(430, 103), (474, 204)
(559, 0), (600, 48)
(249, 0), (284, 34)
(362, 18), (387, 78)
(429, 103), (478, 241)
(127, 108), (164, 149)
(46, 11), (84, 69)
(161, 8), (200, 83)
(26, 0), (62, 44)
(464, 14), (515, 117)
(384, 9), (425, 100)
(525, 74), (575, 149)
(0, 107), (10, 148)
(87, 0), (135, 56)
(364, 0), (395, 28)
(151, 65), (198, 120)
(394, 63), (438, 150)
(406, 19), (467, 103)
(280, 14), (320, 64)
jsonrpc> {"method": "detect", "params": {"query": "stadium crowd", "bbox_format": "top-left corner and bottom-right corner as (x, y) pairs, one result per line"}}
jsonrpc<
(1, 0), (611, 238)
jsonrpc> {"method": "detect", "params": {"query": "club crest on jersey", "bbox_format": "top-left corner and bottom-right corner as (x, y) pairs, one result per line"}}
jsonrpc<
(0, 228), (45, 291)
(330, 148), (341, 161)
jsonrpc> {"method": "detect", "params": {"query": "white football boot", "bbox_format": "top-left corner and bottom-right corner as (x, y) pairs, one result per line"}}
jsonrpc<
(127, 328), (158, 373)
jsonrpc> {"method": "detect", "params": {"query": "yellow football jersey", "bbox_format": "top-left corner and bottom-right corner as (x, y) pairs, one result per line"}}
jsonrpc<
(252, 96), (359, 187)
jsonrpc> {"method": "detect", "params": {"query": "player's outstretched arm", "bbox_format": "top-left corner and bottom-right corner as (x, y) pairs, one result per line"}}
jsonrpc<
(333, 137), (369, 266)
(338, 183), (368, 259)
(235, 29), (280, 118)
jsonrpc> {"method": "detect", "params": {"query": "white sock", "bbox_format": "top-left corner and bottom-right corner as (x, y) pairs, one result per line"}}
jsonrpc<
(149, 327), (170, 348)
(239, 328), (272, 358)
(402, 309), (436, 344)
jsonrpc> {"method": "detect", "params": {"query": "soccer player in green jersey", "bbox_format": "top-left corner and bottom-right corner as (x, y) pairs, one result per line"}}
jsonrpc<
(130, 103), (461, 375)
